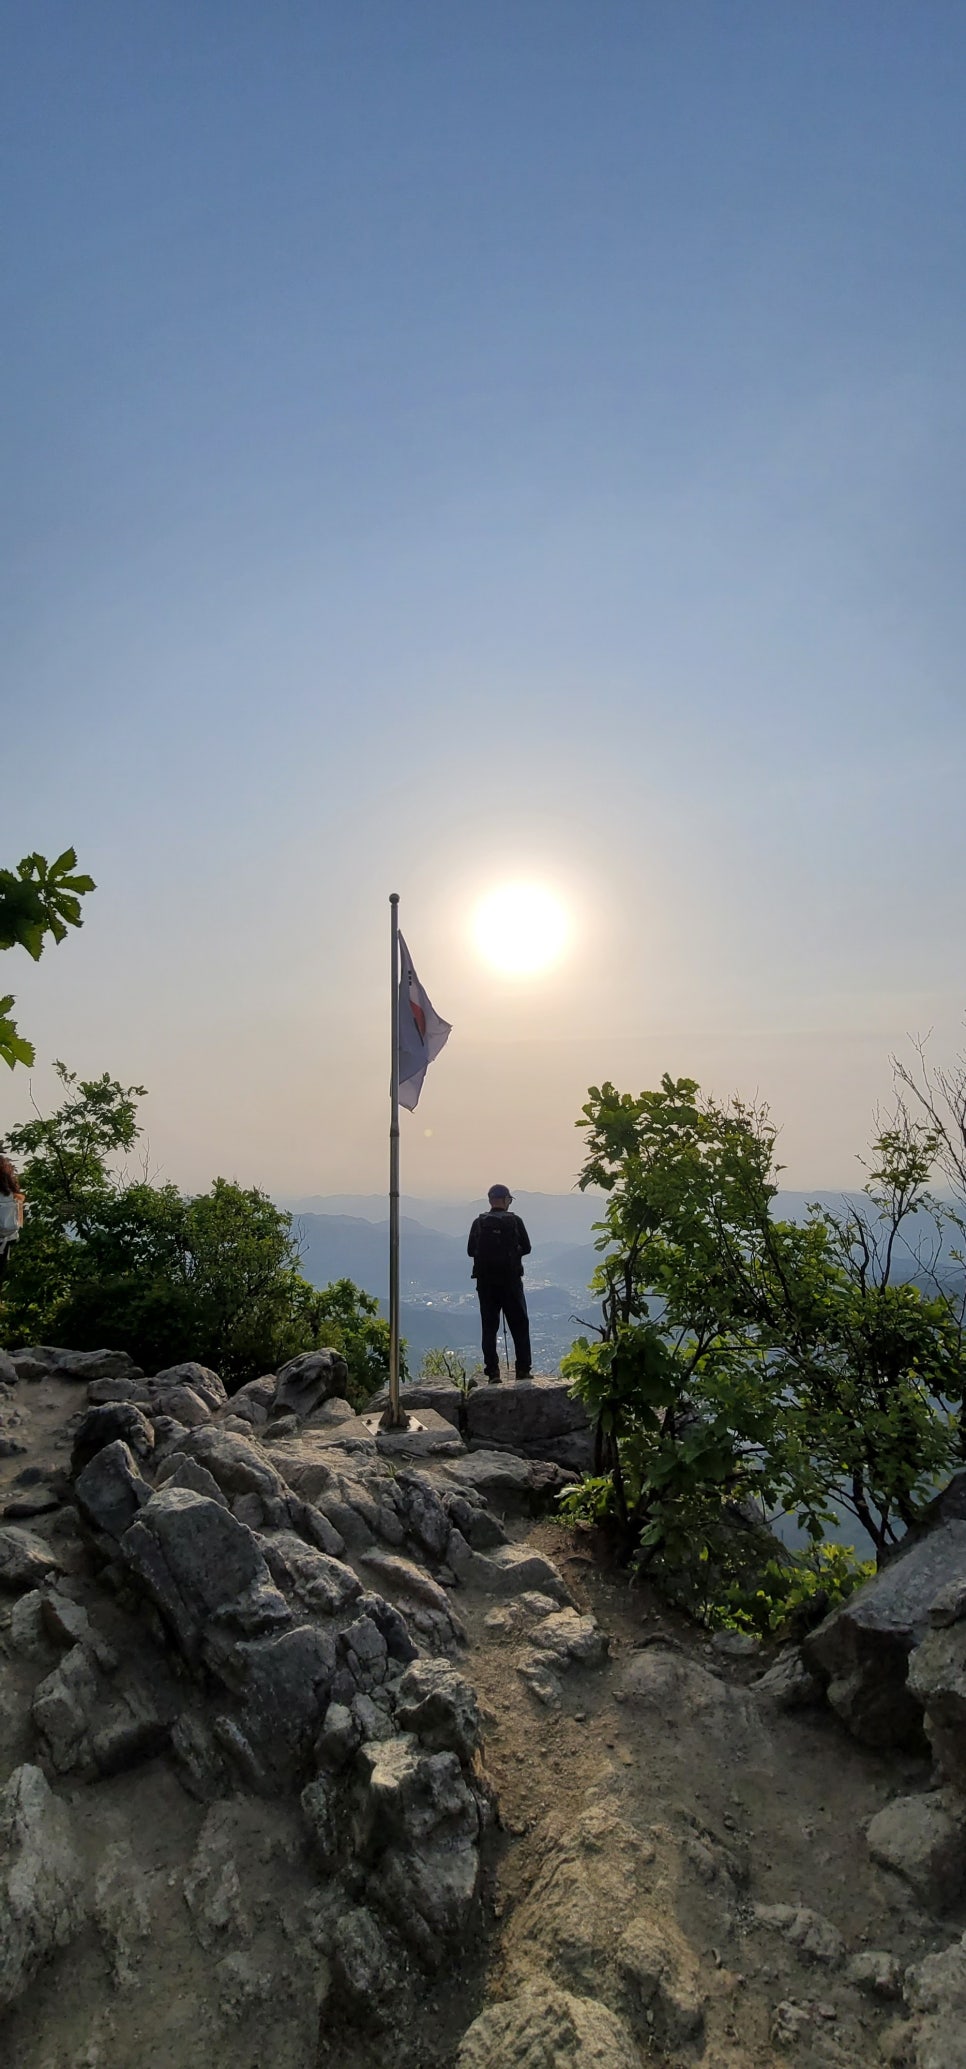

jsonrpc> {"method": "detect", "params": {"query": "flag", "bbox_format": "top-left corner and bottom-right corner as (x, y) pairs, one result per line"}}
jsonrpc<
(397, 933), (451, 1111)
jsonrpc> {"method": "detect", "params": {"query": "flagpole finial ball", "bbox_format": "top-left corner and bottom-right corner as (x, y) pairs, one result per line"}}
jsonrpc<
(390, 892), (400, 905)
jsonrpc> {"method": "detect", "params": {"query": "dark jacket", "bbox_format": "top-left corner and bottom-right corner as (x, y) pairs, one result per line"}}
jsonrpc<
(467, 1209), (531, 1282)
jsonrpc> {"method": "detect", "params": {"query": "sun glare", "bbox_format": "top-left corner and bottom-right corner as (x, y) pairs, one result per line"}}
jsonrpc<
(472, 882), (570, 977)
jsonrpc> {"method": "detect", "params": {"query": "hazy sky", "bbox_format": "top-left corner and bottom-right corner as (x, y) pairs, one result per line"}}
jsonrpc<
(4, 2), (965, 1201)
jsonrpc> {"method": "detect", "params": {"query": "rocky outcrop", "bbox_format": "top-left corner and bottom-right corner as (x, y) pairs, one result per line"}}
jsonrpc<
(456, 1983), (643, 2068)
(803, 1521), (966, 1747)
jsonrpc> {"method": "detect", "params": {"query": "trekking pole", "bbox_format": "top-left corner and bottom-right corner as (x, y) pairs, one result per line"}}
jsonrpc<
(502, 1317), (510, 1379)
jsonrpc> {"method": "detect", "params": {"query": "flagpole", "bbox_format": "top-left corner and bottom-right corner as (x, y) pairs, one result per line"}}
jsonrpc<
(384, 892), (405, 1430)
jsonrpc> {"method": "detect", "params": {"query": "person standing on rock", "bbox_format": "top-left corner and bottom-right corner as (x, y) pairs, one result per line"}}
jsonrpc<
(467, 1185), (533, 1384)
(0, 1154), (24, 1288)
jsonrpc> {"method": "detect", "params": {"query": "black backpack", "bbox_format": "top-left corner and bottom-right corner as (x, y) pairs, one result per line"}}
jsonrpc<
(474, 1211), (522, 1279)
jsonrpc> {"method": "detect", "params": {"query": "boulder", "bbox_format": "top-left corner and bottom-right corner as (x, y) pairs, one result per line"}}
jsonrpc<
(155, 1454), (230, 1508)
(446, 1533), (574, 1604)
(51, 1349), (141, 1383)
(752, 1646), (824, 1712)
(369, 1381), (463, 1431)
(258, 1531), (362, 1617)
(330, 1905), (399, 2025)
(273, 1349), (348, 1422)
(31, 1643), (101, 1773)
(118, 1486), (290, 1666)
(0, 1524), (63, 1591)
(441, 1449), (573, 1506)
(614, 1916), (705, 2045)
(866, 1791), (966, 1911)
(394, 1659), (482, 1762)
(225, 1623), (338, 1789)
(909, 1618), (966, 1794)
(73, 1439), (151, 1543)
(0, 1764), (86, 2011)
(0, 1349), (19, 1384)
(179, 1426), (294, 1525)
(70, 1401), (155, 1477)
(147, 1385), (211, 1428)
(456, 1984), (642, 2069)
(753, 1902), (845, 1965)
(147, 1362), (227, 1412)
(465, 1376), (590, 1462)
(529, 1608), (609, 1668)
(803, 1521), (966, 1747)
(226, 1375), (276, 1425)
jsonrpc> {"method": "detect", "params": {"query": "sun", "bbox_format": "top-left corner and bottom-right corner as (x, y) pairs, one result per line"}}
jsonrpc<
(472, 882), (570, 977)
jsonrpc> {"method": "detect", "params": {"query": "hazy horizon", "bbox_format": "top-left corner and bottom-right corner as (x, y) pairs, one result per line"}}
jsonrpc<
(5, 3), (965, 1196)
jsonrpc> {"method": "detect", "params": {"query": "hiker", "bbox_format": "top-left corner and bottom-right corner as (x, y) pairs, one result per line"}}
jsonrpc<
(0, 1154), (24, 1288)
(467, 1184), (533, 1384)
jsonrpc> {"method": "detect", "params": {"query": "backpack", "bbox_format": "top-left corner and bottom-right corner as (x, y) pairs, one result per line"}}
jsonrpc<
(0, 1195), (23, 1254)
(474, 1211), (522, 1279)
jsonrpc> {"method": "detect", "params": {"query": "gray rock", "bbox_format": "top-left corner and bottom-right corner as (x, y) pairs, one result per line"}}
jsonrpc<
(73, 1439), (151, 1542)
(846, 1949), (904, 1999)
(393, 1471), (452, 1560)
(752, 1646), (825, 1711)
(446, 1532), (574, 1604)
(70, 1401), (155, 1477)
(182, 1803), (251, 1951)
(866, 1791), (966, 1911)
(517, 1654), (563, 1708)
(9, 1350), (57, 1381)
(52, 1348), (141, 1383)
(443, 1491), (509, 1550)
(40, 1593), (96, 1649)
(301, 1773), (341, 1869)
(0, 1764), (86, 2011)
(529, 1608), (608, 1668)
(368, 1379), (463, 1429)
(456, 1983), (642, 2069)
(909, 1620), (966, 1793)
(227, 1623), (338, 1789)
(155, 1453), (230, 1508)
(711, 1628), (761, 1658)
(31, 1643), (101, 1773)
(904, 1930), (966, 2069)
(803, 1521), (966, 1747)
(753, 1901), (845, 1965)
(148, 1361), (227, 1411)
(263, 1438), (342, 1506)
(259, 1531), (361, 1617)
(928, 1577), (966, 1628)
(353, 1735), (480, 1855)
(149, 1384), (211, 1427)
(0, 1524), (63, 1591)
(119, 1486), (288, 1666)
(274, 1349), (348, 1421)
(93, 1840), (153, 1989)
(330, 1906), (398, 2024)
(89, 1689), (167, 1776)
(371, 1835), (480, 1967)
(465, 1376), (590, 1460)
(180, 1426), (293, 1525)
(394, 1659), (482, 1762)
(226, 1375), (276, 1425)
(315, 1700), (361, 1772)
(0, 1350), (18, 1384)
(85, 1376), (145, 1404)
(442, 1448), (560, 1503)
(8, 1589), (50, 1658)
(361, 1548), (454, 1618)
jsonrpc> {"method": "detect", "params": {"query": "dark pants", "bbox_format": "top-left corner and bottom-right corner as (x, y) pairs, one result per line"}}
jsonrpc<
(476, 1277), (532, 1378)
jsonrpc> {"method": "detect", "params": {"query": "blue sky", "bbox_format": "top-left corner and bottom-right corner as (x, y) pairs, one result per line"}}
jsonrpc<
(3, 2), (965, 1197)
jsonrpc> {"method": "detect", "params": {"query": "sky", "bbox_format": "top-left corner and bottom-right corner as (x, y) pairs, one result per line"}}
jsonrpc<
(3, 1), (965, 1201)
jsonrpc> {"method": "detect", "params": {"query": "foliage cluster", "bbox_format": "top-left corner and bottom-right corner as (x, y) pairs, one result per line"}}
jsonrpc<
(0, 1065), (393, 1395)
(561, 1074), (965, 1602)
(0, 850), (95, 1069)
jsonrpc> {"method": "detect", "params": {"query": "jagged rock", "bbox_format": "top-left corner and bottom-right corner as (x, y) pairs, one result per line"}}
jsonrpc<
(361, 1549), (455, 1618)
(259, 1530), (361, 1616)
(73, 1439), (151, 1542)
(752, 1646), (824, 1711)
(908, 1620), (966, 1794)
(178, 1425), (296, 1527)
(0, 1350), (17, 1384)
(456, 1983), (642, 2069)
(170, 1714), (233, 1800)
(442, 1490), (509, 1549)
(394, 1659), (482, 1762)
(529, 1608), (609, 1668)
(264, 1437), (342, 1507)
(31, 1642), (101, 1773)
(0, 1763), (86, 2011)
(518, 1655), (563, 1707)
(40, 1592), (96, 1649)
(392, 1471), (452, 1560)
(349, 1734), (483, 1963)
(9, 1589), (50, 1658)
(70, 1401), (155, 1477)
(803, 1520), (966, 1748)
(846, 1949), (904, 1999)
(753, 1901), (845, 1965)
(222, 1623), (339, 1790)
(330, 1905), (399, 2025)
(86, 1375), (144, 1404)
(315, 1700), (361, 1772)
(148, 1361), (228, 1411)
(119, 1486), (290, 1666)
(446, 1532), (573, 1603)
(90, 1687), (167, 1776)
(442, 1448), (570, 1504)
(0, 1523), (63, 1591)
(9, 1351), (54, 1381)
(866, 1791), (966, 1911)
(904, 1930), (966, 2069)
(927, 1576), (966, 1627)
(155, 1452), (231, 1507)
(274, 1349), (349, 1421)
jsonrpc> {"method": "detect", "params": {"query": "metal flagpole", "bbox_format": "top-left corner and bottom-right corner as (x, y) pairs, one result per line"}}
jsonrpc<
(384, 892), (404, 1430)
